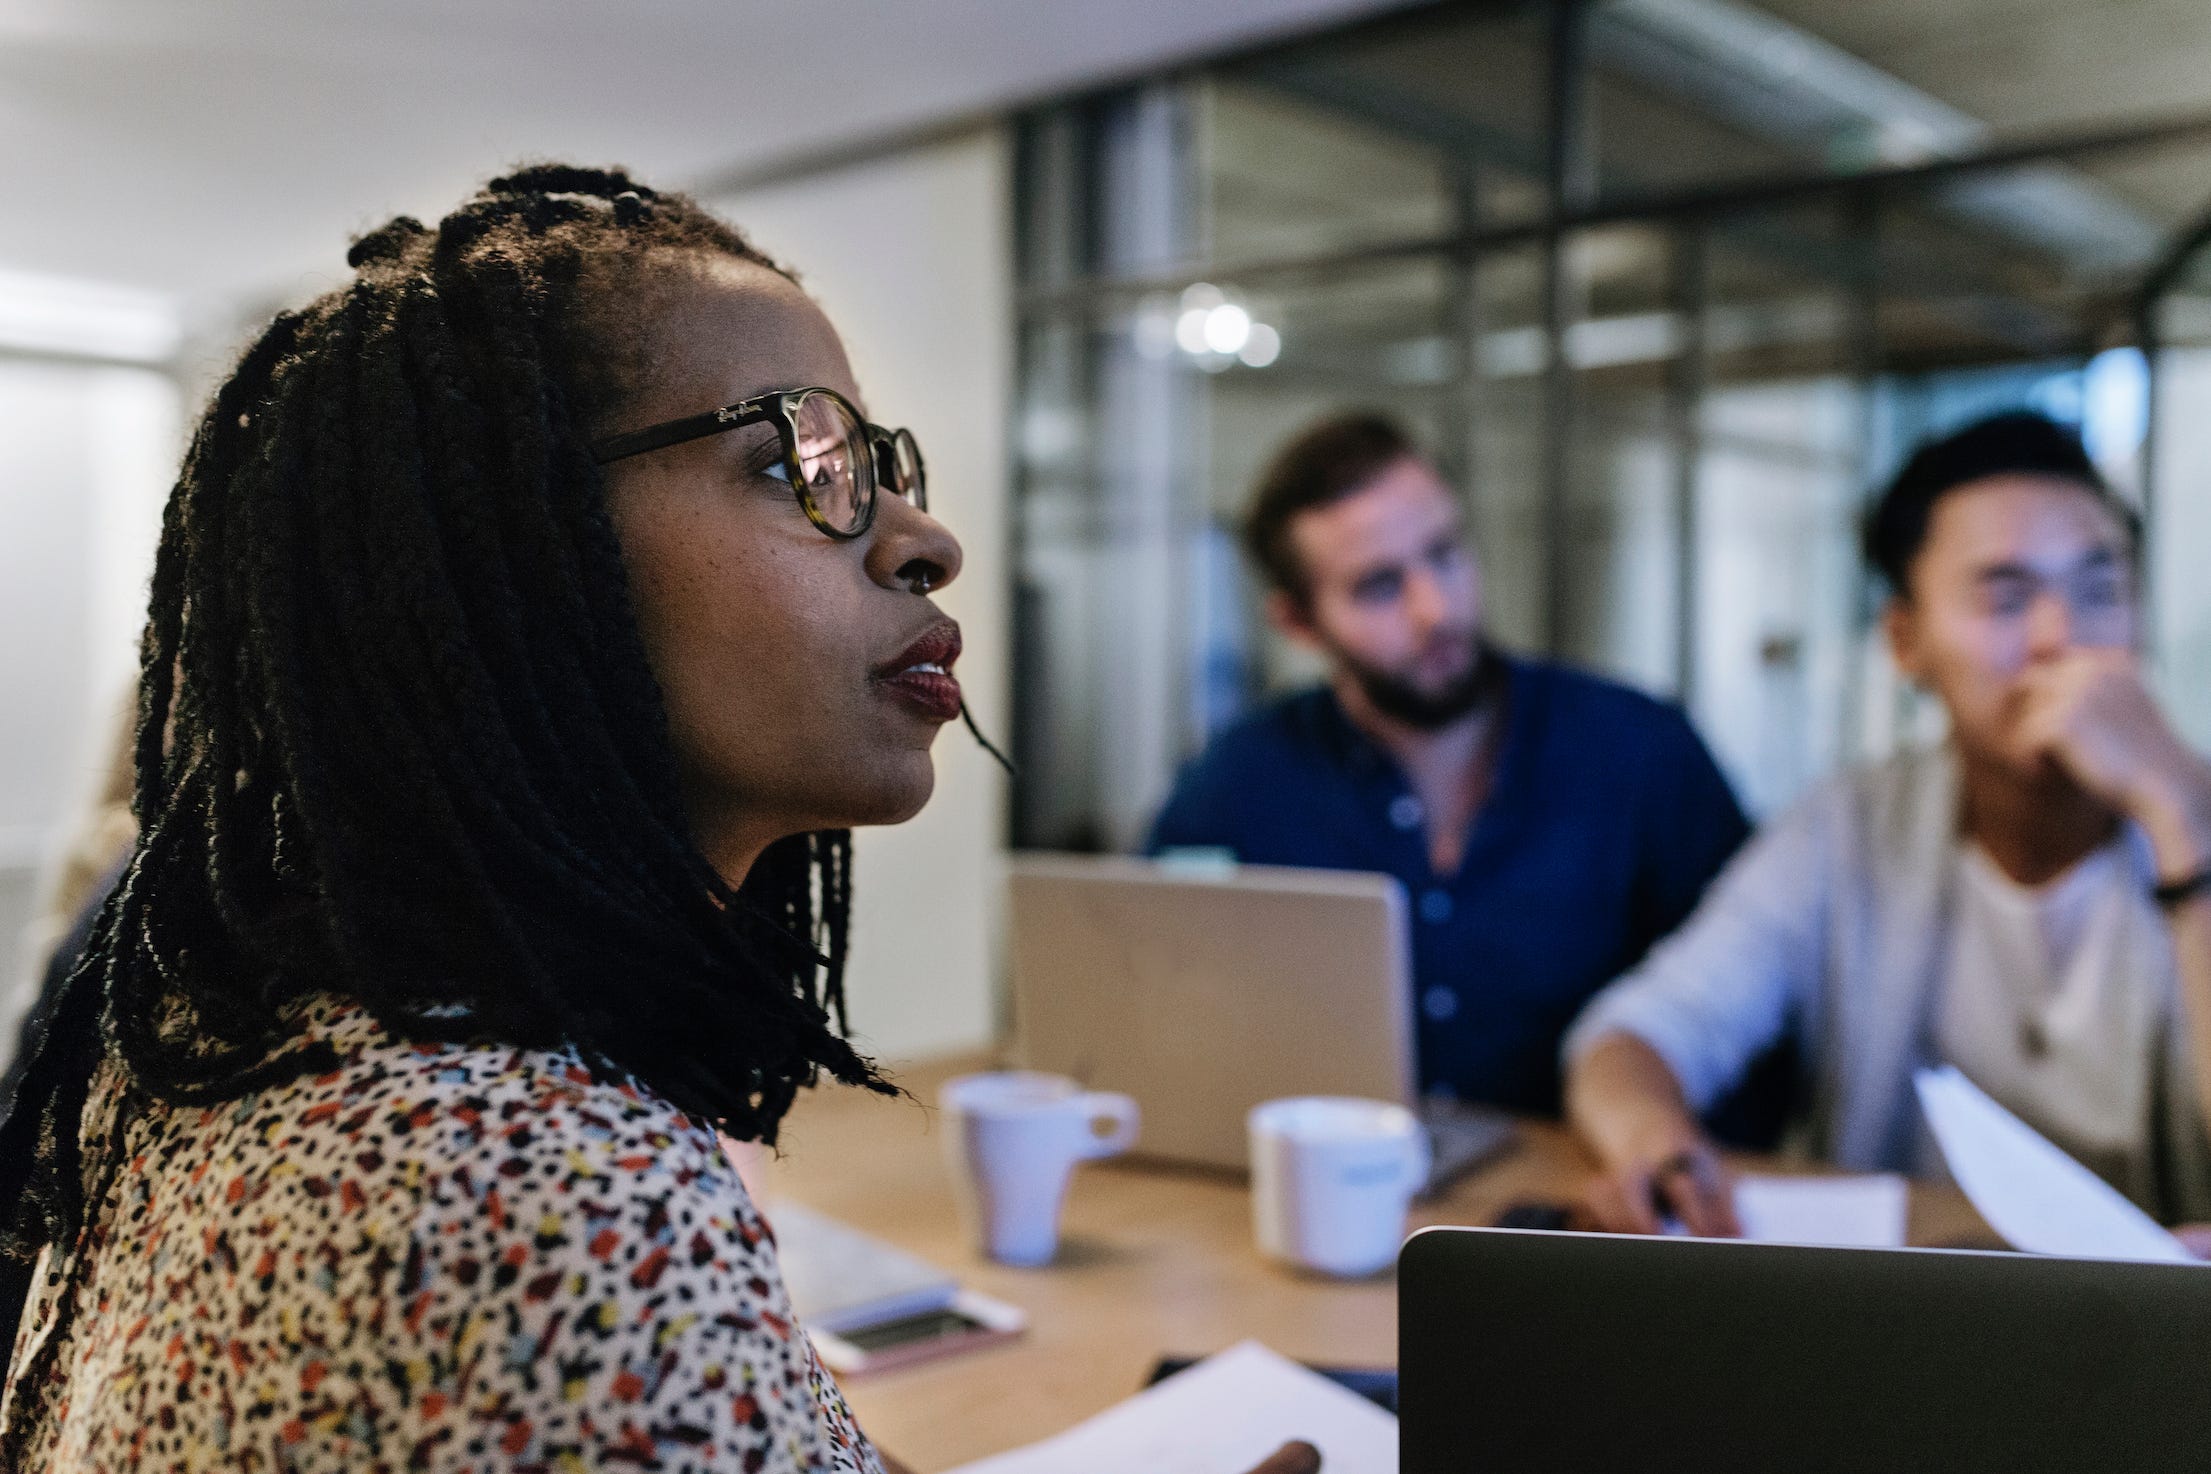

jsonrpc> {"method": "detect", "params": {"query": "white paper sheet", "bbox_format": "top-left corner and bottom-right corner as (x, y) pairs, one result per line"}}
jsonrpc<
(1914, 1065), (2195, 1264)
(944, 1341), (1397, 1474)
(1733, 1173), (1908, 1248)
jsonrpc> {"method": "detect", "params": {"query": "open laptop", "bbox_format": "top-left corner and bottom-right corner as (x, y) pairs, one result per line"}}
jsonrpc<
(1399, 1226), (2211, 1473)
(1007, 853), (1513, 1189)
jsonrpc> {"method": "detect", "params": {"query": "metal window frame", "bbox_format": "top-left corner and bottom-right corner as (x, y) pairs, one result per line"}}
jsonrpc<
(1004, 0), (2211, 844)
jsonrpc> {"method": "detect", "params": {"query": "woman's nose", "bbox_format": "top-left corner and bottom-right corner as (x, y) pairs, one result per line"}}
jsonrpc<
(866, 492), (963, 595)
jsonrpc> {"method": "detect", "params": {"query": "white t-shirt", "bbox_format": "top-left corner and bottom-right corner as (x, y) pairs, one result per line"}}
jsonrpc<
(1930, 839), (2173, 1205)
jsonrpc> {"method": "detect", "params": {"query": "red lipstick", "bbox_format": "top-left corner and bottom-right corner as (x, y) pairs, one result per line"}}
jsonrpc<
(874, 622), (963, 723)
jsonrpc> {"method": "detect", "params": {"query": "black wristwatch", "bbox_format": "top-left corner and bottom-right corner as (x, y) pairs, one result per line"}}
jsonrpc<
(2154, 865), (2211, 910)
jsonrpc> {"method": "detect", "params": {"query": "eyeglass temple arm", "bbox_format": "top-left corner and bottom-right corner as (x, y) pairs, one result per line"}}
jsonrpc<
(590, 403), (775, 466)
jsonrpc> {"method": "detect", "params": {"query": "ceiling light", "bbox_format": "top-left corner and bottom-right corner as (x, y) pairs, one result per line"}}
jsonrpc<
(0, 267), (180, 364)
(1238, 323), (1281, 368)
(1175, 309), (1212, 356)
(1202, 303), (1252, 356)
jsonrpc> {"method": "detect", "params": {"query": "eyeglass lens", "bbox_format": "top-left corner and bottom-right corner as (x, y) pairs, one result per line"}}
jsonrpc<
(790, 391), (872, 534)
(887, 428), (926, 513)
(788, 390), (929, 534)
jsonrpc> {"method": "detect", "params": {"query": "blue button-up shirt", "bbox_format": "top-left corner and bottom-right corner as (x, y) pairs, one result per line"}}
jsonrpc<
(1146, 657), (1749, 1114)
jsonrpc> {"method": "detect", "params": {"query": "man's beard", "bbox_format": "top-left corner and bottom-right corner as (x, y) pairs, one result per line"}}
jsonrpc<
(1337, 638), (1498, 731)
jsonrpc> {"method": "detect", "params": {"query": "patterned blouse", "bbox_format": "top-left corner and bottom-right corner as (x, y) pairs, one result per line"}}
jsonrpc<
(1, 995), (884, 1474)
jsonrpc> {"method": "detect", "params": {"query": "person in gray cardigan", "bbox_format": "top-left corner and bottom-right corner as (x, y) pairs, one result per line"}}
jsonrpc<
(1565, 412), (2211, 1234)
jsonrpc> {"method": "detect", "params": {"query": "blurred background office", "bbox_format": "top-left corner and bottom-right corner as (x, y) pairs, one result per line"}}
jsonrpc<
(7, 0), (2211, 1069)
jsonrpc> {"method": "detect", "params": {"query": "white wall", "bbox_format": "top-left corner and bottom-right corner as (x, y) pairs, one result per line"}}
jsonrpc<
(1691, 379), (1866, 818)
(0, 360), (179, 992)
(2152, 348), (2211, 752)
(707, 128), (1012, 1064)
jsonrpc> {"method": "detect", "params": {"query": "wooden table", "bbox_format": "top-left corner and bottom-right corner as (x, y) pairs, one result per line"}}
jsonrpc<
(758, 1052), (1995, 1471)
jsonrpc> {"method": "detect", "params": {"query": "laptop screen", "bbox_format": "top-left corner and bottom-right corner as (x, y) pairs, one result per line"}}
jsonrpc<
(1399, 1227), (2211, 1474)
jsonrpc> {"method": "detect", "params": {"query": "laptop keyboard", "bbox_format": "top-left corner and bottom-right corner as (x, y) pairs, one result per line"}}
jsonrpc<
(1420, 1102), (1517, 1193)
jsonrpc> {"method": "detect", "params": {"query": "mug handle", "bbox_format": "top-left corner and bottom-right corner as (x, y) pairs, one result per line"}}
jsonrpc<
(1400, 1128), (1434, 1195)
(1075, 1093), (1141, 1159)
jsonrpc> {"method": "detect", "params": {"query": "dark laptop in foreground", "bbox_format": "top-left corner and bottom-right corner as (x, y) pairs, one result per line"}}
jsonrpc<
(1400, 1226), (2211, 1474)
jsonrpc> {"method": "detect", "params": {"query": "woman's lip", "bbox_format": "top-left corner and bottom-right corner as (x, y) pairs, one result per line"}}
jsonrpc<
(878, 668), (964, 723)
(876, 621), (962, 680)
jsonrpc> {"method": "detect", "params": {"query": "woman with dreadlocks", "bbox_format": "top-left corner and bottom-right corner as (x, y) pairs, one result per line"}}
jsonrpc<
(0, 163), (974, 1473)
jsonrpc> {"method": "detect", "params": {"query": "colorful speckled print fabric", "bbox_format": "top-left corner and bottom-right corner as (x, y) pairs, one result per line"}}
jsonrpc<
(1, 996), (885, 1474)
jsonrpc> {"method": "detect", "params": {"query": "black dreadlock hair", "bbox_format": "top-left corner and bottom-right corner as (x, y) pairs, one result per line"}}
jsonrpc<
(0, 165), (898, 1390)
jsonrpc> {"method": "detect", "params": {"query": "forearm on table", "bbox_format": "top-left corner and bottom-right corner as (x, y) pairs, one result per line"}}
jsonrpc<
(2171, 896), (2211, 1129)
(1566, 1031), (1710, 1167)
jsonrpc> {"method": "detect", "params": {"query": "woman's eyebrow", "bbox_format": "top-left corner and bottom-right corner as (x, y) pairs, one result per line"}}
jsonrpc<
(716, 421), (781, 464)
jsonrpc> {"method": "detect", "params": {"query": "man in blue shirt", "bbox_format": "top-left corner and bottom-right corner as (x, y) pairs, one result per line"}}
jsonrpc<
(1149, 412), (1749, 1115)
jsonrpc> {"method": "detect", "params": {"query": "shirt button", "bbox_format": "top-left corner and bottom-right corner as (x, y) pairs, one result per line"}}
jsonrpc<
(1389, 794), (1425, 831)
(1423, 986), (1459, 1021)
(1419, 889), (1454, 924)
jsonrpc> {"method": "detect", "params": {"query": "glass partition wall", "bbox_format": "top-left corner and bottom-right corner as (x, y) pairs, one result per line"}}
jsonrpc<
(1009, 0), (2211, 850)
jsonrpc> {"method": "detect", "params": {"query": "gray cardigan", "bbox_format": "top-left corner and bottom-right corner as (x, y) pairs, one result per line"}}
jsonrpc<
(1564, 744), (2211, 1222)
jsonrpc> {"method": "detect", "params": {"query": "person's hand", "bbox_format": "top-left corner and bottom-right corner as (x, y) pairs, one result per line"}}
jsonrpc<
(2014, 650), (2211, 870)
(1567, 1033), (1740, 1237)
(1581, 1133), (1740, 1238)
(1240, 1440), (1322, 1474)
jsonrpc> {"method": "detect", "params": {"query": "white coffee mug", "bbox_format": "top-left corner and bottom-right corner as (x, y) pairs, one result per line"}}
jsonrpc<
(1249, 1096), (1429, 1277)
(939, 1072), (1141, 1267)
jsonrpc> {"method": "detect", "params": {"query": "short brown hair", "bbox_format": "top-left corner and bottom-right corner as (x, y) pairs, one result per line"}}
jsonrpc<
(1242, 412), (1419, 597)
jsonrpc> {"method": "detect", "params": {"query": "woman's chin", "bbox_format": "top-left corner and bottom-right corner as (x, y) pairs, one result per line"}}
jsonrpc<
(834, 758), (938, 829)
